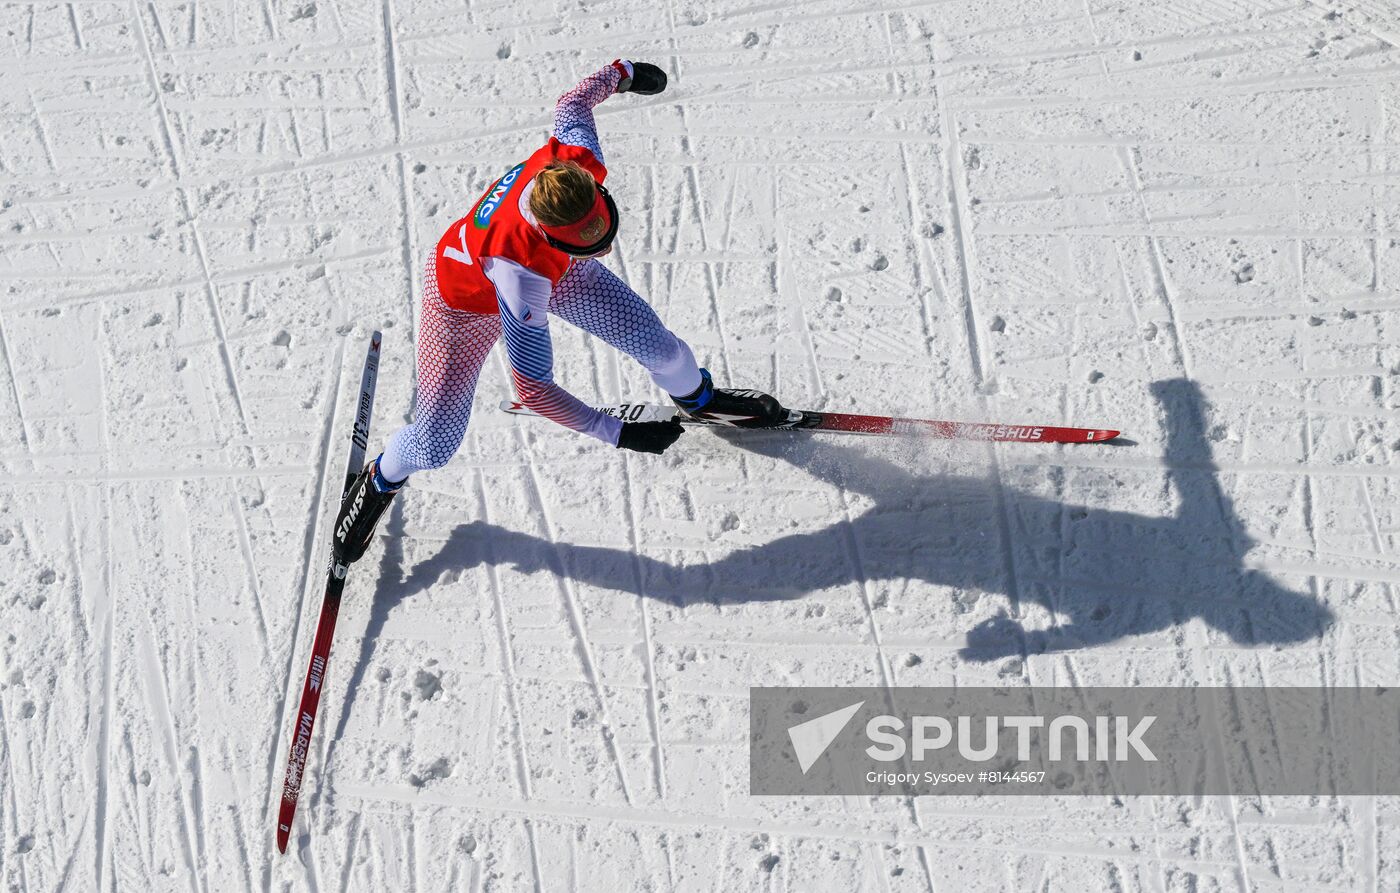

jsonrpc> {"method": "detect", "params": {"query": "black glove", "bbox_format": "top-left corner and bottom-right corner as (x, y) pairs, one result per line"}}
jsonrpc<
(618, 61), (667, 96)
(617, 419), (683, 454)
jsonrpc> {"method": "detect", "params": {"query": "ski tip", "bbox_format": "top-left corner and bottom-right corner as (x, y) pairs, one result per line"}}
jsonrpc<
(1090, 429), (1122, 443)
(276, 828), (289, 854)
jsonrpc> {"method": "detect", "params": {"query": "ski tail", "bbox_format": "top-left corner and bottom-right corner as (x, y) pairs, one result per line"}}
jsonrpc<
(277, 331), (381, 855)
(275, 576), (344, 854)
(499, 400), (1120, 444)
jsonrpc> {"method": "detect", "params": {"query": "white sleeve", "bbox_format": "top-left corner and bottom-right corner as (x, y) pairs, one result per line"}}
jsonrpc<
(483, 256), (553, 325)
(482, 257), (624, 445)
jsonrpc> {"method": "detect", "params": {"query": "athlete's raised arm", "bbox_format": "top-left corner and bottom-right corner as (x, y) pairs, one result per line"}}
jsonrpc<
(553, 59), (668, 164)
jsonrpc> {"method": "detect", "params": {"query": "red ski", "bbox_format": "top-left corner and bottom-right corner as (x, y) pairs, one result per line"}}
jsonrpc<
(277, 332), (381, 854)
(500, 401), (1119, 444)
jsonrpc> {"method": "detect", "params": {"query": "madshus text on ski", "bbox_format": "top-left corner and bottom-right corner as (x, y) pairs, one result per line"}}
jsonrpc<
(278, 59), (1117, 853)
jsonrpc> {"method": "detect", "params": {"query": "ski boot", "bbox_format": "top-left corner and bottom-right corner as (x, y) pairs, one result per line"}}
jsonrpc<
(333, 455), (402, 564)
(672, 368), (789, 428)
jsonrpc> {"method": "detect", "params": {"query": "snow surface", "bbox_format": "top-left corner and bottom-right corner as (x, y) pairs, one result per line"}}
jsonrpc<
(4, 0), (1400, 890)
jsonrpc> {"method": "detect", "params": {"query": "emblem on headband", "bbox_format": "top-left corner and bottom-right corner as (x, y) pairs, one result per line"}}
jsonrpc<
(579, 216), (607, 244)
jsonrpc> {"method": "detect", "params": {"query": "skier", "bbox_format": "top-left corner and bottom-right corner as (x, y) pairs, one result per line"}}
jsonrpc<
(333, 59), (787, 563)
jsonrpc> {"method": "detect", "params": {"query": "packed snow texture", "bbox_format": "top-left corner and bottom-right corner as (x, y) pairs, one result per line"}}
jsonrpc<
(3, 0), (1400, 890)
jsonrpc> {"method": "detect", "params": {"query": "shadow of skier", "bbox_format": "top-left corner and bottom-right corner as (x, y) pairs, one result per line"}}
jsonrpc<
(349, 378), (1332, 677)
(956, 377), (1334, 658)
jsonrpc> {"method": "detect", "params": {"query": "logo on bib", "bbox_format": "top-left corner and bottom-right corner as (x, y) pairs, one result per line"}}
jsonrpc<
(473, 162), (526, 229)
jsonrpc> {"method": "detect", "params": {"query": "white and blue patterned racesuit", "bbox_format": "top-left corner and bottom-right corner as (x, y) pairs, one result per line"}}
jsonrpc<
(376, 61), (703, 484)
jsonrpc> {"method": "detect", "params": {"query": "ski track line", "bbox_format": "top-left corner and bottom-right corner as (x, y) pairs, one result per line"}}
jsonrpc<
(473, 465), (545, 885)
(1358, 477), (1387, 559)
(933, 74), (986, 386)
(975, 173), (1400, 209)
(92, 276), (117, 893)
(776, 195), (824, 397)
(1291, 187), (1334, 781)
(0, 311), (33, 468)
(930, 35), (1026, 893)
(0, 698), (32, 893)
(890, 44), (969, 814)
(1209, 663), (1254, 893)
(1299, 0), (1400, 47)
(947, 63), (1400, 114)
(51, 808), (90, 893)
(6, 437), (309, 463)
(626, 433), (669, 802)
(92, 484), (117, 892)
(955, 23), (1149, 871)
(128, 0), (254, 448)
(513, 427), (636, 807)
(1005, 454), (1400, 480)
(5, 466), (314, 486)
(336, 782), (1249, 870)
(665, 3), (738, 390)
(382, 0), (420, 349)
(59, 493), (99, 891)
(1174, 298), (1400, 325)
(1372, 89), (1388, 301)
(226, 799), (258, 893)
(1, 246), (399, 315)
(231, 490), (274, 664)
(896, 139), (940, 368)
(603, 255), (668, 801)
(934, 44), (1030, 648)
(831, 477), (923, 889)
(172, 486), (214, 890)
(1048, 382), (1073, 662)
(976, 222), (1400, 240)
(493, 347), (641, 846)
(136, 608), (206, 893)
(24, 82), (60, 170)
(336, 812), (362, 893)
(408, 807), (423, 893)
(135, 47), (270, 884)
